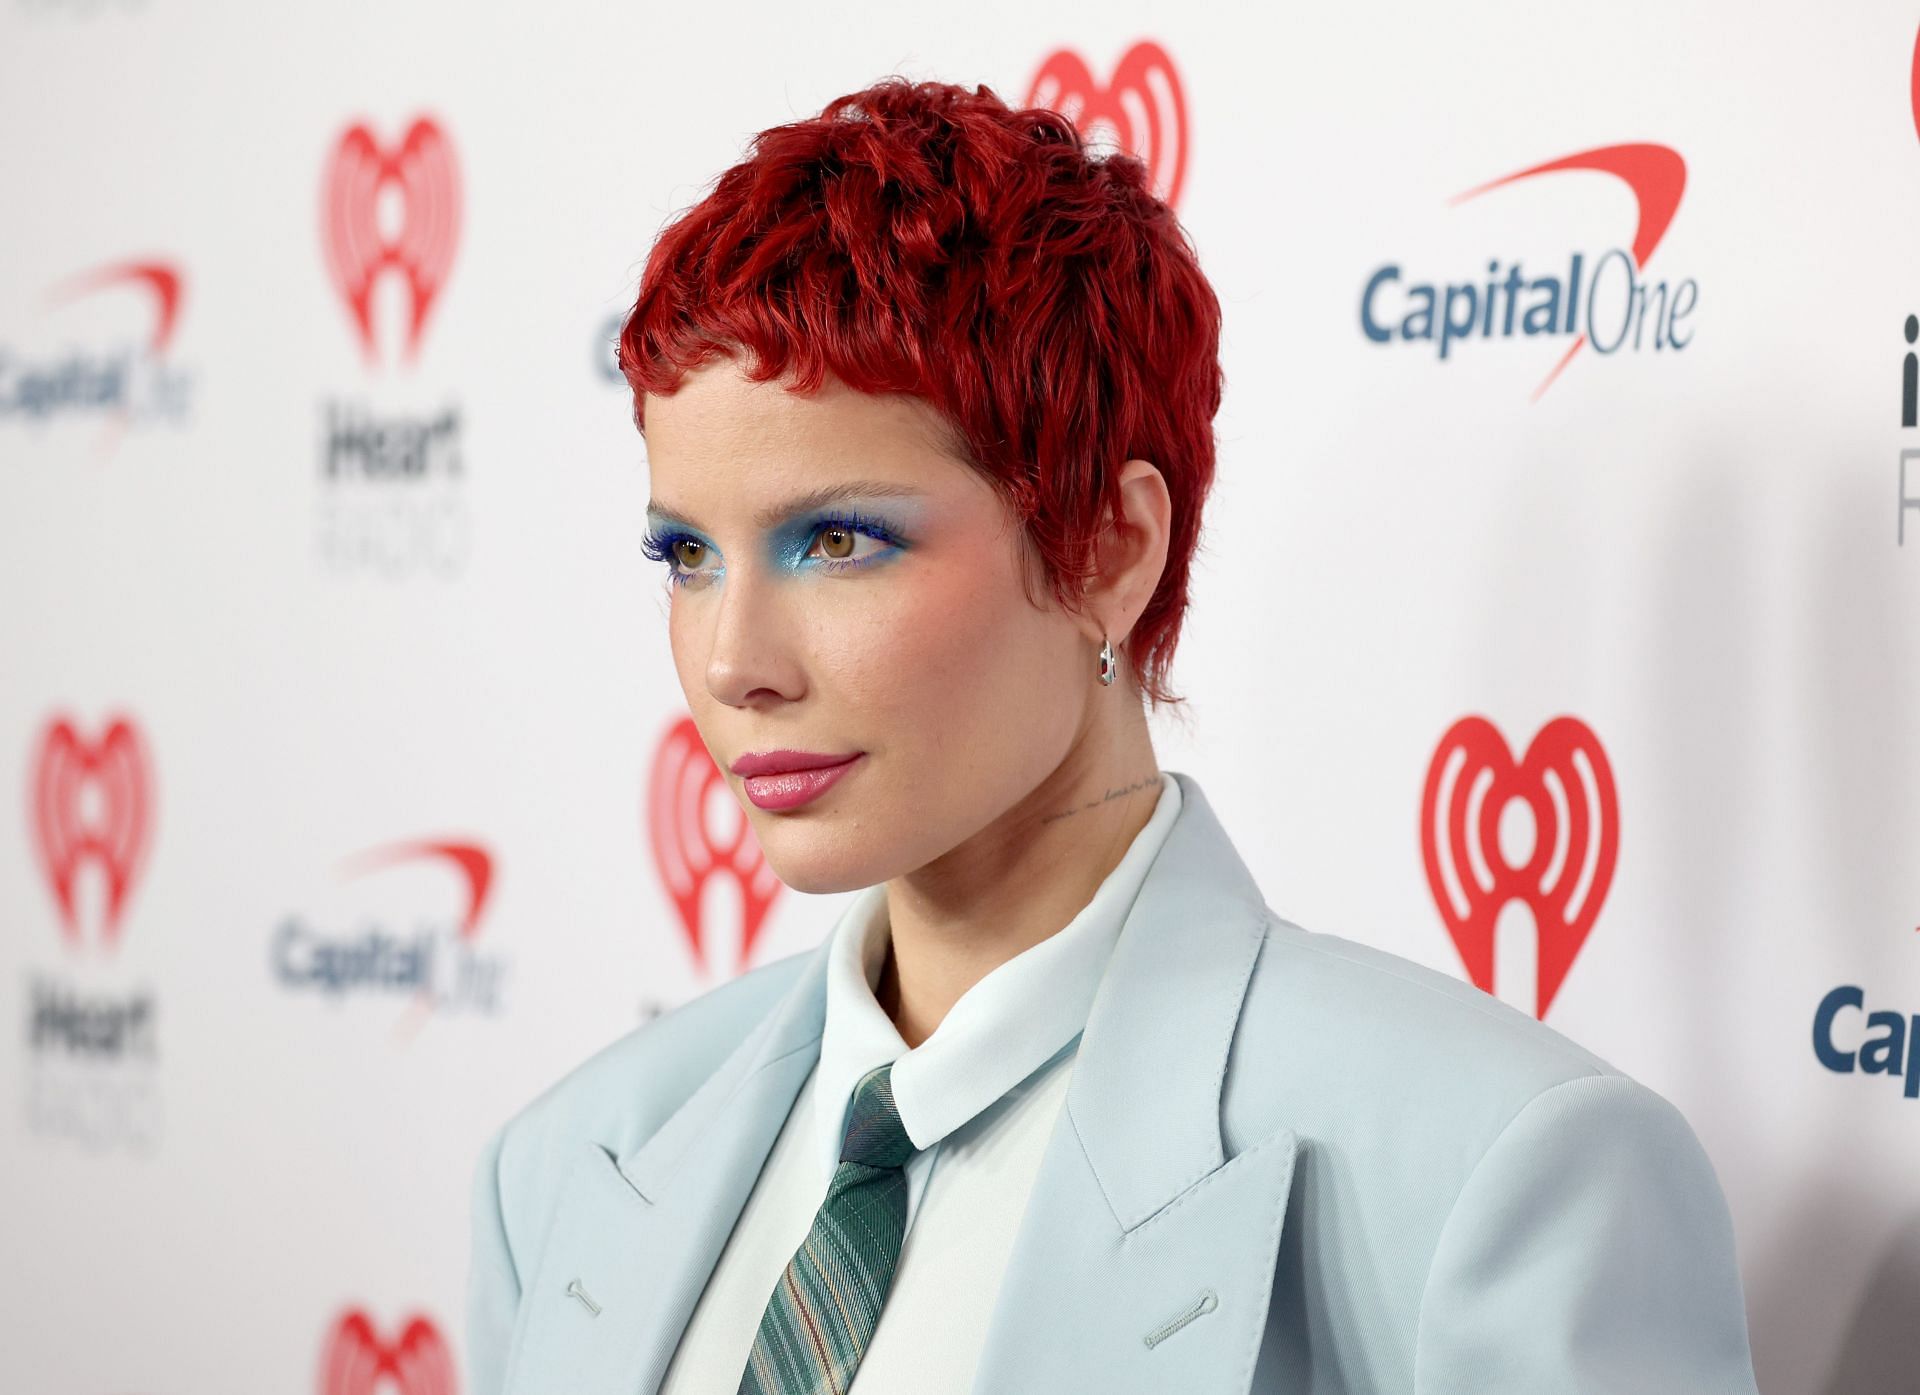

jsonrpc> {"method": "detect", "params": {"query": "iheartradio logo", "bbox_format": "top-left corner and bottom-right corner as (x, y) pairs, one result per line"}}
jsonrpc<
(321, 116), (461, 365)
(1026, 39), (1189, 209)
(29, 714), (155, 950)
(318, 1308), (455, 1395)
(1420, 716), (1619, 1018)
(647, 716), (783, 975)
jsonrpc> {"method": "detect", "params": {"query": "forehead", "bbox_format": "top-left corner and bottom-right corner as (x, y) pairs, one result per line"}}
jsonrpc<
(641, 356), (964, 478)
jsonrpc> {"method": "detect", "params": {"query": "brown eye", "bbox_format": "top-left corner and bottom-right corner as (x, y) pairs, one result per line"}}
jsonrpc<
(672, 539), (706, 568)
(818, 527), (854, 560)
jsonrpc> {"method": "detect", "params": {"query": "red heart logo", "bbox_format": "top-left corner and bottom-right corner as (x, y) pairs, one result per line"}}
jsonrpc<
(1910, 21), (1920, 149)
(1026, 39), (1190, 209)
(317, 1308), (455, 1395)
(30, 714), (154, 950)
(1420, 715), (1619, 1018)
(321, 116), (461, 365)
(647, 716), (783, 975)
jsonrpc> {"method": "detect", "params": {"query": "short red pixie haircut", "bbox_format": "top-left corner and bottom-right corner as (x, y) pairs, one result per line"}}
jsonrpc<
(619, 77), (1223, 709)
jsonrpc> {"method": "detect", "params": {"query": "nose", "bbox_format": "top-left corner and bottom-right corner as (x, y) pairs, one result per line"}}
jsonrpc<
(700, 563), (804, 709)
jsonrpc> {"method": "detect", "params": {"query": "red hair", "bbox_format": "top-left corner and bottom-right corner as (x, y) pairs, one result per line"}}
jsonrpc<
(619, 77), (1223, 709)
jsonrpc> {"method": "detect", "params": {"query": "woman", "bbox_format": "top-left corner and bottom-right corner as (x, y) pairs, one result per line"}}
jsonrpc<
(468, 78), (1759, 1394)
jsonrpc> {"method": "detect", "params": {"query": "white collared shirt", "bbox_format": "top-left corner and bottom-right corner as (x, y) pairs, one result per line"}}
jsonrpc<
(658, 771), (1183, 1394)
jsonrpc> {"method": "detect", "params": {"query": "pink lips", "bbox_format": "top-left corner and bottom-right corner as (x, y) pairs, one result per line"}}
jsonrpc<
(730, 750), (864, 812)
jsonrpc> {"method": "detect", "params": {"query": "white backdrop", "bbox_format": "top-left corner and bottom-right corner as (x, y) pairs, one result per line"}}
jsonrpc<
(3, 2), (1917, 1392)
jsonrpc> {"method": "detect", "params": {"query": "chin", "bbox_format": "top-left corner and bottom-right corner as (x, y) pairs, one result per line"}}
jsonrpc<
(746, 811), (890, 897)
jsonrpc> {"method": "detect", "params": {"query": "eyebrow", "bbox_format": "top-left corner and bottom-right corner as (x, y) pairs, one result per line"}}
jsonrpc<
(645, 479), (931, 533)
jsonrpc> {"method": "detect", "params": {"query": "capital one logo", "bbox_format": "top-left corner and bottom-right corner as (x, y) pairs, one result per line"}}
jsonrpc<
(321, 117), (461, 365)
(1361, 143), (1697, 401)
(647, 716), (782, 975)
(1026, 39), (1189, 209)
(271, 836), (506, 1032)
(318, 1307), (455, 1395)
(1, 259), (192, 437)
(1420, 716), (1619, 1018)
(30, 714), (155, 949)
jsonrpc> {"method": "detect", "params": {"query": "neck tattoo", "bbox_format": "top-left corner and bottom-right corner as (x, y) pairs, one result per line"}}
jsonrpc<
(1037, 770), (1161, 826)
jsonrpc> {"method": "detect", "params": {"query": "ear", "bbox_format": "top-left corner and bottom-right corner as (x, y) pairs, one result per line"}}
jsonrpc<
(1076, 459), (1173, 656)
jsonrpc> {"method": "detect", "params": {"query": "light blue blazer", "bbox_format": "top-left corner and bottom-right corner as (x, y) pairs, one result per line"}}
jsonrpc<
(467, 771), (1760, 1394)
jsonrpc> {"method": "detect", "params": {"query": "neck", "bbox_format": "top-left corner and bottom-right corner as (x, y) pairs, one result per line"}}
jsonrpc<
(874, 694), (1161, 1048)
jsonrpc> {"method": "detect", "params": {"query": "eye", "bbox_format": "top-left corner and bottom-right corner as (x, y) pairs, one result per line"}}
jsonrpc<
(808, 523), (882, 566)
(640, 527), (719, 588)
(799, 512), (906, 573)
(641, 509), (907, 589)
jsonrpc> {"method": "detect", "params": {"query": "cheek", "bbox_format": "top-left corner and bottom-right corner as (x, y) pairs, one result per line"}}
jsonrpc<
(664, 594), (709, 703)
(817, 558), (1076, 746)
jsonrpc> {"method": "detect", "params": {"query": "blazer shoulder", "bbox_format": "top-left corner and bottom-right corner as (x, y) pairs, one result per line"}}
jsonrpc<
(486, 948), (812, 1212)
(1223, 910), (1626, 1158)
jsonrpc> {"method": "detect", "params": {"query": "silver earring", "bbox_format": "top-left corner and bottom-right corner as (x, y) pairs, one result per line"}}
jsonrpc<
(1096, 635), (1117, 686)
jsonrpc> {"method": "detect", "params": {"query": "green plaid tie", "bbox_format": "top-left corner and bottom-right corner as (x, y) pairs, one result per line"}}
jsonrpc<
(738, 1061), (918, 1394)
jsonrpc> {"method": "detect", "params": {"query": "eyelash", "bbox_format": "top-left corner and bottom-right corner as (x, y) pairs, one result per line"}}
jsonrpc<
(639, 509), (905, 588)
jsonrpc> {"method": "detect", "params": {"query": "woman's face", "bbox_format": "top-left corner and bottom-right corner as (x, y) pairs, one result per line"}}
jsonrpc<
(641, 355), (1099, 894)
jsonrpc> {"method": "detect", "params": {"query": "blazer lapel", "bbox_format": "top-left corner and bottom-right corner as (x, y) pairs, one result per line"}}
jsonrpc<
(500, 771), (1292, 1395)
(500, 941), (832, 1395)
(969, 772), (1300, 1394)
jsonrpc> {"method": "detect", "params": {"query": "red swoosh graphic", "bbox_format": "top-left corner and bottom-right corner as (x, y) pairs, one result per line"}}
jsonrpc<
(338, 839), (494, 939)
(47, 261), (185, 354)
(1450, 143), (1686, 400)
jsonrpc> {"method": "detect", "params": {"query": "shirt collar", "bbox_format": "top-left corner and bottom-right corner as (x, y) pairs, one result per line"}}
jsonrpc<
(811, 770), (1184, 1182)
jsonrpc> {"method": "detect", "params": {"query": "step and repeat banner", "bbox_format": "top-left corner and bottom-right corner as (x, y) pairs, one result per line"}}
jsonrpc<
(2, 2), (1916, 1391)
